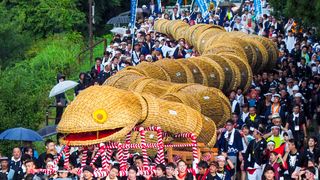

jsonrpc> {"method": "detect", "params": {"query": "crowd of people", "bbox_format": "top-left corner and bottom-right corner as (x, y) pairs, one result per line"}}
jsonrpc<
(2, 0), (320, 179)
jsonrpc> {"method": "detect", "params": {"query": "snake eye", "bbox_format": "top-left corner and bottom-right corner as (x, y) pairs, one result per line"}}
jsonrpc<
(92, 109), (108, 124)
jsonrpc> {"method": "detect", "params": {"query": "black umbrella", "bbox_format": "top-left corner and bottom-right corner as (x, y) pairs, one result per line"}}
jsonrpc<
(37, 125), (57, 138)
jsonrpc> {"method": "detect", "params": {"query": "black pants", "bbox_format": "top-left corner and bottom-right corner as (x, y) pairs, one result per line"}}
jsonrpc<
(55, 106), (64, 124)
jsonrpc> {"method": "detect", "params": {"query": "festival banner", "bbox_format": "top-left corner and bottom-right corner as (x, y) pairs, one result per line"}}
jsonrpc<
(258, 0), (262, 17)
(130, 0), (138, 30)
(157, 0), (162, 13)
(254, 0), (262, 19)
(195, 0), (209, 18)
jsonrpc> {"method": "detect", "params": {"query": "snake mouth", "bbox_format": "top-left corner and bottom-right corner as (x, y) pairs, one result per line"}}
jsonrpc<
(63, 128), (123, 142)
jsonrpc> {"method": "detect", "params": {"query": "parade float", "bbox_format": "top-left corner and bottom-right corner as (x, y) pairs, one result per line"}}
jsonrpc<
(38, 20), (278, 178)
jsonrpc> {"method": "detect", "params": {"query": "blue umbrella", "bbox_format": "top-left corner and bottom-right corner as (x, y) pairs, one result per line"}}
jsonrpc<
(0, 127), (43, 142)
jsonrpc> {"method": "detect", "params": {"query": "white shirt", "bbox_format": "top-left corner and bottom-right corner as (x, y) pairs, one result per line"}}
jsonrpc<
(285, 36), (296, 52)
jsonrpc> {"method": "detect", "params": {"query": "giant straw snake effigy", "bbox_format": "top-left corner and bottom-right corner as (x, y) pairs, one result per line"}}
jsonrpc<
(57, 19), (278, 149)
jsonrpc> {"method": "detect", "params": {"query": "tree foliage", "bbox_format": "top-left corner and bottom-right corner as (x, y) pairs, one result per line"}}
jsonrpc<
(0, 4), (32, 67)
(269, 0), (320, 29)
(0, 0), (141, 156)
(3, 0), (86, 37)
(0, 33), (84, 132)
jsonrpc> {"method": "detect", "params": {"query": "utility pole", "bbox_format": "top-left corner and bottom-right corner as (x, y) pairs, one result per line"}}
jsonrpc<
(88, 0), (93, 63)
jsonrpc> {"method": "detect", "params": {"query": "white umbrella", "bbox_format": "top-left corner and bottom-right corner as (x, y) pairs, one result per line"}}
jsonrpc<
(49, 80), (78, 98)
(110, 27), (127, 35)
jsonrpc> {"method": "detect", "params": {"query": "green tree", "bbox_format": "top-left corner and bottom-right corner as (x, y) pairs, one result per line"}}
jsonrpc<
(269, 0), (320, 29)
(0, 33), (84, 134)
(0, 4), (32, 67)
(3, 0), (86, 38)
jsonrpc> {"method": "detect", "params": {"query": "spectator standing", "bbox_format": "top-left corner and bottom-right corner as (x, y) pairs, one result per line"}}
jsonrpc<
(91, 58), (104, 74)
(285, 30), (296, 52)
(265, 94), (286, 124)
(303, 137), (320, 163)
(10, 148), (22, 173)
(0, 157), (15, 180)
(285, 105), (307, 149)
(229, 91), (240, 116)
(244, 128), (268, 180)
(245, 106), (262, 131)
(283, 139), (302, 179)
(55, 74), (68, 124)
(97, 64), (112, 85)
(217, 120), (243, 176)
(132, 43), (142, 65)
(75, 72), (87, 96)
(38, 140), (59, 169)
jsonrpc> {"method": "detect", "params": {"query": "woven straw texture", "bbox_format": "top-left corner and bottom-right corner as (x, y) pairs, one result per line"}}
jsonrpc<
(222, 36), (257, 70)
(204, 43), (248, 61)
(127, 77), (153, 92)
(126, 62), (171, 81)
(129, 77), (230, 125)
(167, 84), (230, 126)
(168, 20), (189, 38)
(161, 92), (202, 112)
(214, 90), (232, 127)
(175, 60), (196, 83)
(190, 25), (219, 46)
(177, 58), (206, 84)
(188, 57), (225, 89)
(130, 78), (172, 97)
(184, 24), (206, 45)
(254, 35), (278, 69)
(141, 94), (203, 137)
(57, 86), (144, 146)
(196, 31), (226, 53)
(154, 19), (169, 33)
(154, 59), (192, 83)
(174, 25), (189, 40)
(221, 54), (253, 92)
(103, 70), (144, 90)
(244, 37), (269, 72)
(155, 19), (169, 34)
(198, 116), (217, 147)
(228, 31), (248, 37)
(202, 54), (240, 92)
(202, 33), (228, 50)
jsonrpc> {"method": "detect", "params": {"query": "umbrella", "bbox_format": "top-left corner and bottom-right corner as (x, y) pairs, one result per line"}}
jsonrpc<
(49, 80), (78, 98)
(37, 125), (57, 138)
(0, 127), (43, 141)
(107, 16), (130, 25)
(219, 1), (236, 7)
(110, 27), (128, 35)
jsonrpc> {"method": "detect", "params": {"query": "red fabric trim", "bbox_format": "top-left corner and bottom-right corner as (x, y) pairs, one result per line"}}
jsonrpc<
(64, 128), (121, 141)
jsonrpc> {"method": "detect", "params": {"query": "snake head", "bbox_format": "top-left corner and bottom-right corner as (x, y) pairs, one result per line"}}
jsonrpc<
(57, 85), (145, 146)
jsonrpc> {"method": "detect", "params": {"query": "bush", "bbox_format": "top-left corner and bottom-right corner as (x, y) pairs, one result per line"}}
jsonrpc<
(0, 33), (84, 155)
